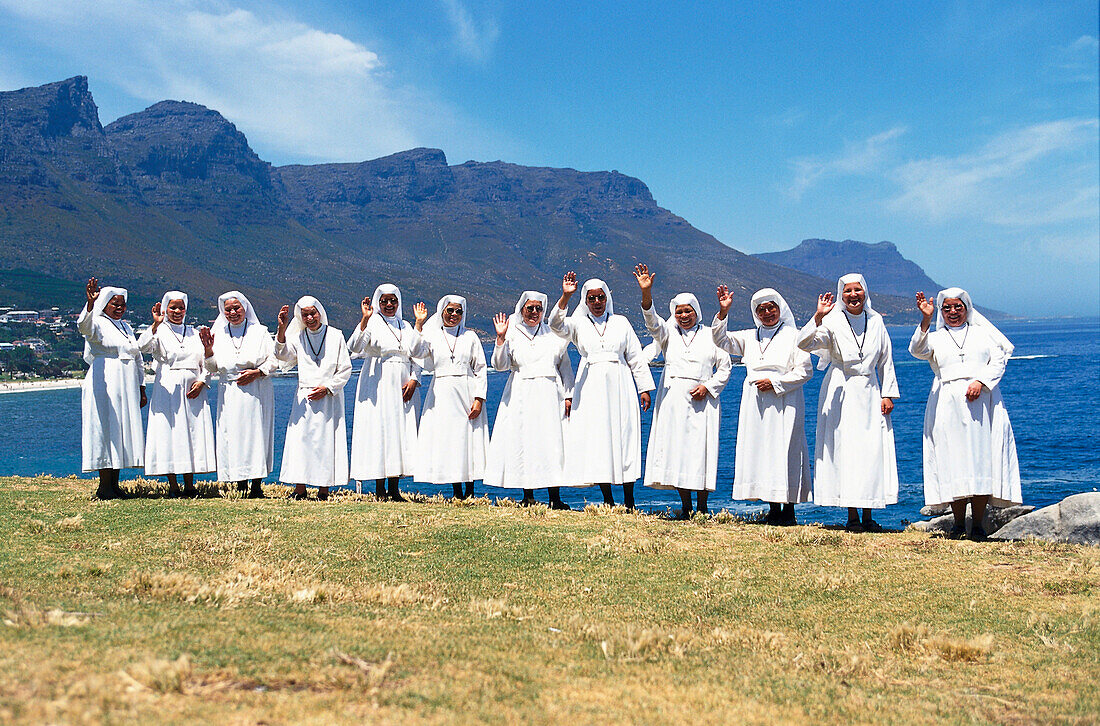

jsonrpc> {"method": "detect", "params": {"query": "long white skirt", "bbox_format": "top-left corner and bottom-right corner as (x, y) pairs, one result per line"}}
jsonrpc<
(565, 361), (642, 486)
(144, 368), (215, 475)
(644, 378), (719, 491)
(81, 357), (144, 471)
(732, 381), (811, 502)
(415, 376), (488, 484)
(350, 358), (420, 480)
(813, 366), (898, 508)
(214, 376), (274, 481)
(279, 387), (349, 487)
(922, 379), (1021, 507)
(485, 376), (570, 489)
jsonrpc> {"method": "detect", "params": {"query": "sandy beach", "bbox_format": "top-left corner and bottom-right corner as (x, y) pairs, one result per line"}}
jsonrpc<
(0, 378), (83, 394)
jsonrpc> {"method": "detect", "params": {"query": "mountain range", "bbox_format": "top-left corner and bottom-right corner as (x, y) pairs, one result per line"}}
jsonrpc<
(1, 76), (938, 330)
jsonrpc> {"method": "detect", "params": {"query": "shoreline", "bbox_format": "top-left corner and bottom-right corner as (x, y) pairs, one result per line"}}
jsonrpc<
(0, 378), (83, 394)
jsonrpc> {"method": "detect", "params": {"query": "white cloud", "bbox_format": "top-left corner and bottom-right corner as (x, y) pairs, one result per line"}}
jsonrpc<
(437, 0), (500, 63)
(786, 126), (906, 199)
(0, 0), (488, 164)
(887, 119), (1099, 225)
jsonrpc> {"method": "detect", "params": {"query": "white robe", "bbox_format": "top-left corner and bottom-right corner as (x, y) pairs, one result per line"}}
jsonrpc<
(204, 322), (277, 481)
(410, 327), (489, 484)
(713, 316), (813, 502)
(642, 308), (731, 491)
(549, 305), (656, 486)
(77, 307), (145, 471)
(138, 323), (216, 475)
(346, 316), (422, 480)
(909, 325), (1021, 507)
(797, 311), (900, 508)
(484, 322), (575, 489)
(275, 327), (352, 487)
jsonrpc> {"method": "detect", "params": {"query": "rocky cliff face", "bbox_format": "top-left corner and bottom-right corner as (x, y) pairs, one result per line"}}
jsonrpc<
(1, 77), (920, 327)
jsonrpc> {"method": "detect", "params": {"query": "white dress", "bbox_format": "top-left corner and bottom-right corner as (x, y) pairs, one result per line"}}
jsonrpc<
(713, 316), (813, 502)
(410, 327), (489, 484)
(484, 322), (575, 489)
(275, 326), (352, 487)
(909, 325), (1021, 507)
(797, 311), (900, 508)
(549, 306), (656, 486)
(347, 316), (422, 480)
(642, 308), (731, 492)
(204, 321), (277, 481)
(137, 323), (216, 475)
(77, 307), (145, 471)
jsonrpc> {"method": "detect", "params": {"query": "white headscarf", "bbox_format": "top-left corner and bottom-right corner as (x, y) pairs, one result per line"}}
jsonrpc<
(286, 295), (329, 341)
(84, 285), (132, 364)
(935, 287), (1013, 355)
(425, 295), (468, 335)
(668, 292), (702, 330)
(815, 273), (879, 371)
(749, 288), (797, 330)
(372, 283), (404, 324)
(572, 278), (613, 320)
(212, 290), (261, 335)
(835, 273), (875, 316)
(511, 291), (548, 330)
(159, 290), (188, 329)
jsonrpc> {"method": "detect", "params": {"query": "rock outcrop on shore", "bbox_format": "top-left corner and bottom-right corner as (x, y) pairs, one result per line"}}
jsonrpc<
(990, 493), (1100, 546)
(908, 505), (1035, 536)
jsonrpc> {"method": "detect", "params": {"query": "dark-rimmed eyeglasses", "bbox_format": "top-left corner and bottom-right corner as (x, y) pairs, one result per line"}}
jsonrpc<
(940, 304), (966, 312)
(523, 305), (543, 313)
(586, 294), (607, 302)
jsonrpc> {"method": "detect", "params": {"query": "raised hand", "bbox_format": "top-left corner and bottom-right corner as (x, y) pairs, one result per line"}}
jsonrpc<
(151, 301), (165, 325)
(814, 293), (835, 323)
(716, 284), (734, 318)
(633, 264), (655, 291)
(562, 271), (578, 296)
(412, 302), (429, 332)
(916, 292), (935, 319)
(85, 278), (100, 310)
(360, 295), (373, 322)
(493, 312), (509, 342)
(198, 326), (214, 356)
(277, 305), (290, 330)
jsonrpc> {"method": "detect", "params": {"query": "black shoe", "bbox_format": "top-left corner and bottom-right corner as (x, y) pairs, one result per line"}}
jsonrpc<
(288, 490), (308, 501)
(845, 519), (864, 533)
(519, 497), (536, 507)
(862, 519), (883, 533)
(765, 511), (782, 526)
(549, 499), (571, 511)
(249, 483), (266, 499)
(317, 489), (329, 501)
(948, 524), (966, 539)
(94, 486), (116, 500)
(183, 486), (199, 499)
(970, 524), (988, 542)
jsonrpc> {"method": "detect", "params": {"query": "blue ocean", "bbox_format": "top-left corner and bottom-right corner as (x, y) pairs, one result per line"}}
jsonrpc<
(2, 317), (1096, 527)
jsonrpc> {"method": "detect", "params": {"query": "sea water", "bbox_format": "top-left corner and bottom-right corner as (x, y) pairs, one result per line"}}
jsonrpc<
(2, 317), (1096, 527)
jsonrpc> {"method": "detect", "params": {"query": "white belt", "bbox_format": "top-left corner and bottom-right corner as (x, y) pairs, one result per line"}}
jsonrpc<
(586, 352), (623, 365)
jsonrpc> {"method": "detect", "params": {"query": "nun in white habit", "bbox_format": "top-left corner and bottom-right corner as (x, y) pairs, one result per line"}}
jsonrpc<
(77, 278), (146, 499)
(549, 272), (655, 509)
(409, 295), (489, 499)
(712, 286), (813, 525)
(797, 274), (900, 532)
(911, 288), (1021, 540)
(485, 291), (576, 508)
(347, 284), (422, 501)
(634, 265), (731, 518)
(199, 291), (277, 498)
(138, 290), (216, 497)
(275, 296), (352, 500)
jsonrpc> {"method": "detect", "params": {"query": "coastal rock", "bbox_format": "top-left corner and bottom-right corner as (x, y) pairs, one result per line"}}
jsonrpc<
(920, 503), (951, 517)
(908, 505), (1034, 535)
(990, 493), (1100, 546)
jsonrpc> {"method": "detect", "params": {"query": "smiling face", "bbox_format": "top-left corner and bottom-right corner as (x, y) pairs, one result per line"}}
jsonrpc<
(442, 303), (464, 328)
(842, 282), (866, 315)
(940, 297), (967, 328)
(674, 304), (698, 330)
(223, 298), (245, 326)
(585, 288), (607, 317)
(165, 298), (186, 325)
(755, 301), (781, 327)
(521, 300), (543, 326)
(378, 293), (399, 317)
(300, 305), (323, 331)
(104, 295), (127, 320)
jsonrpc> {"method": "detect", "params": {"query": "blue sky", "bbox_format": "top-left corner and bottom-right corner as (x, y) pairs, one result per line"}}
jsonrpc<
(1, 0), (1096, 316)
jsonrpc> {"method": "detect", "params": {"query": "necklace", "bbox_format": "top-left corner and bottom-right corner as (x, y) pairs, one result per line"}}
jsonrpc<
(947, 324), (969, 359)
(384, 318), (403, 345)
(442, 328), (462, 362)
(304, 325), (326, 363)
(678, 324), (700, 348)
(108, 318), (132, 339)
(516, 322), (541, 342)
(167, 321), (188, 347)
(229, 321), (247, 355)
(756, 322), (784, 354)
(587, 314), (608, 337)
(844, 311), (868, 358)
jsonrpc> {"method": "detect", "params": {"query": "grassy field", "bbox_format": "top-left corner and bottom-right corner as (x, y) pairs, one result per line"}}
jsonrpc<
(1, 476), (1097, 725)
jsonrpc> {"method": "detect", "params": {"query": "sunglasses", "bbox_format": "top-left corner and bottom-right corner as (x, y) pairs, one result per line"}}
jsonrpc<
(586, 294), (607, 302)
(444, 308), (464, 316)
(523, 305), (543, 313)
(941, 304), (966, 312)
